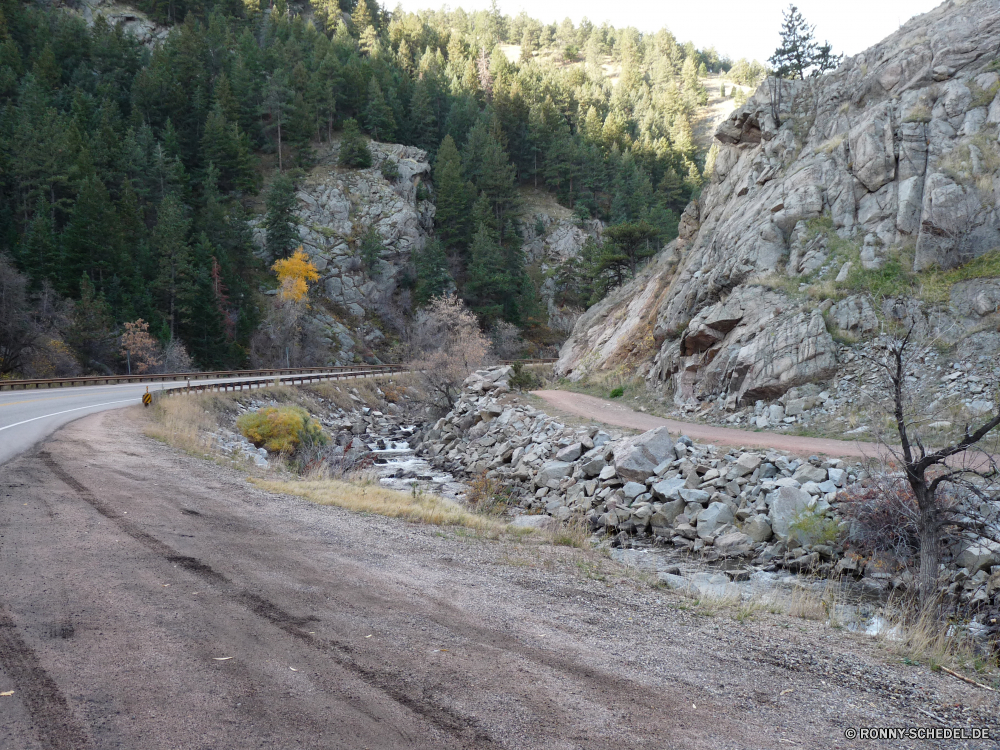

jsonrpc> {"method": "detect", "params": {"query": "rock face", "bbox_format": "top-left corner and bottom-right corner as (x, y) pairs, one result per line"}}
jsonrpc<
(521, 202), (604, 333)
(254, 140), (434, 320)
(73, 0), (168, 44)
(557, 0), (1000, 403)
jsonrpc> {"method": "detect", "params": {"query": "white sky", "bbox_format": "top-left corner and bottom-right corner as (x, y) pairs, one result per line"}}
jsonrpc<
(392, 0), (943, 64)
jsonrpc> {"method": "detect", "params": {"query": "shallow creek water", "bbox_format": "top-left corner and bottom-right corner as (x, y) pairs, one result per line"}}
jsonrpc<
(366, 434), (468, 501)
(611, 543), (904, 637)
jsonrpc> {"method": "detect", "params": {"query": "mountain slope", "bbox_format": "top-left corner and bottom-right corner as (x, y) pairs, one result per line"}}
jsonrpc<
(557, 0), (1000, 410)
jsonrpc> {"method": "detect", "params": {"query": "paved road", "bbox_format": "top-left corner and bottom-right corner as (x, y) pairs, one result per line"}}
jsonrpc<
(0, 381), (165, 466)
(533, 390), (877, 459)
(0, 371), (383, 467)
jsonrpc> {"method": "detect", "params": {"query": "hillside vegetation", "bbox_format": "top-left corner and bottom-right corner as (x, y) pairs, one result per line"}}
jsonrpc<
(0, 0), (734, 376)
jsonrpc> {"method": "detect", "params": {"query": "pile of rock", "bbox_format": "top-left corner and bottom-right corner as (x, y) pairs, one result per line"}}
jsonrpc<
(212, 428), (270, 468)
(415, 368), (1000, 612)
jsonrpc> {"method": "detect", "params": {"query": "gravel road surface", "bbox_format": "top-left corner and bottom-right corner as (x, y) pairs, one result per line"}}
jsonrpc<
(0, 409), (996, 749)
(533, 390), (875, 458)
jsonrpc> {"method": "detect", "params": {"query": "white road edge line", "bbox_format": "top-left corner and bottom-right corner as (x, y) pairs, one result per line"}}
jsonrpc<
(0, 399), (137, 432)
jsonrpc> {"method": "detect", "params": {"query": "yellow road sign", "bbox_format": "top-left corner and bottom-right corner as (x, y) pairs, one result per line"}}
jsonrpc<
(142, 388), (152, 407)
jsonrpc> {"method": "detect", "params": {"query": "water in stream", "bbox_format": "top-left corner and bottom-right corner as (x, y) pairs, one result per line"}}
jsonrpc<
(611, 543), (906, 638)
(366, 432), (468, 501)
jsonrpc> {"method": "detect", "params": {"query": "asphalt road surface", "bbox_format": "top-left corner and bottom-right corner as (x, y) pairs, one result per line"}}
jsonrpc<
(0, 371), (382, 467)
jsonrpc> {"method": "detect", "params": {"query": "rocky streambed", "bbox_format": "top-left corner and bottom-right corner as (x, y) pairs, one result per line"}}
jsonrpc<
(412, 366), (1000, 644)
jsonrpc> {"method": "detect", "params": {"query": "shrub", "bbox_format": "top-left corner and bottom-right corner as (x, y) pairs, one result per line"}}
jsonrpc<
(509, 361), (539, 390)
(380, 160), (400, 181)
(788, 507), (840, 547)
(467, 471), (515, 515)
(237, 405), (326, 454)
(338, 118), (372, 168)
(838, 478), (923, 561)
(609, 386), (624, 398)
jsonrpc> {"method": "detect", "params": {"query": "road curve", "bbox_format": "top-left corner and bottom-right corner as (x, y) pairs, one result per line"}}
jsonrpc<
(532, 390), (875, 459)
(0, 371), (382, 467)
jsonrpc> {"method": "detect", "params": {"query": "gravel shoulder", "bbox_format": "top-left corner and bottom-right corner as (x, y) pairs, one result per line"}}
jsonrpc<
(0, 408), (997, 749)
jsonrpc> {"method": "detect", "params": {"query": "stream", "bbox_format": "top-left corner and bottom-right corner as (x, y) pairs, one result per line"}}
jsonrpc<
(367, 433), (468, 501)
(610, 543), (910, 638)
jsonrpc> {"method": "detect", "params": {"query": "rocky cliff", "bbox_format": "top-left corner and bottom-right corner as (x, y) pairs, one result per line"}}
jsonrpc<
(558, 0), (1000, 411)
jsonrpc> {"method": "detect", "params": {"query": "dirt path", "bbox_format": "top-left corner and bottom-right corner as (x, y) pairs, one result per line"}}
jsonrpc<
(0, 410), (997, 748)
(533, 390), (877, 459)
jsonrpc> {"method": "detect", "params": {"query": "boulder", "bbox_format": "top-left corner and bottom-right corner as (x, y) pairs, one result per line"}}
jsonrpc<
(581, 456), (607, 476)
(556, 442), (584, 462)
(510, 515), (559, 531)
(769, 486), (811, 540)
(697, 502), (735, 539)
(955, 544), (1000, 574)
(792, 464), (827, 484)
(714, 531), (753, 554)
(622, 482), (646, 500)
(651, 476), (687, 501)
(679, 488), (711, 504)
(535, 461), (573, 489)
(612, 427), (675, 482)
(743, 515), (773, 543)
(651, 500), (685, 531)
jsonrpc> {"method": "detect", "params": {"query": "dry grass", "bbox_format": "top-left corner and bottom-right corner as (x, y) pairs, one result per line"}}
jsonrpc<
(310, 373), (418, 411)
(548, 517), (593, 548)
(143, 392), (229, 454)
(872, 601), (989, 675)
(254, 475), (509, 535)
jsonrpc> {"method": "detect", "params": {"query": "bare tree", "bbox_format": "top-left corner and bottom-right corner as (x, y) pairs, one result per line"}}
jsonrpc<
(407, 294), (492, 409)
(863, 330), (1000, 607)
(120, 319), (163, 375)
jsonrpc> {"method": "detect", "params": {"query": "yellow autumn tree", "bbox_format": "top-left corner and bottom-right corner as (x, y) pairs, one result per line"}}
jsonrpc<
(272, 247), (320, 302)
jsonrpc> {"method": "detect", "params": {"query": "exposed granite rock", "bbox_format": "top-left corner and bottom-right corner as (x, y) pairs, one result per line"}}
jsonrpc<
(557, 0), (1000, 405)
(253, 140), (434, 320)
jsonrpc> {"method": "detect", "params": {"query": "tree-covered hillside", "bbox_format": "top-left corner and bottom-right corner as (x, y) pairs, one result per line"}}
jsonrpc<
(0, 0), (723, 375)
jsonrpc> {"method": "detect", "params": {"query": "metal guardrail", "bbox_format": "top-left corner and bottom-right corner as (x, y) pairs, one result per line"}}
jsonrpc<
(152, 365), (406, 399)
(0, 364), (401, 391)
(0, 358), (556, 393)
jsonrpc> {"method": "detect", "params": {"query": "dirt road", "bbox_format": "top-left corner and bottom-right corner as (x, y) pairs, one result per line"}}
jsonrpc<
(533, 390), (875, 459)
(1, 410), (996, 748)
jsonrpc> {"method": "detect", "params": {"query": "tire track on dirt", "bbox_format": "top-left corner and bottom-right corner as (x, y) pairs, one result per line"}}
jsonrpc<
(39, 451), (497, 749)
(0, 611), (91, 750)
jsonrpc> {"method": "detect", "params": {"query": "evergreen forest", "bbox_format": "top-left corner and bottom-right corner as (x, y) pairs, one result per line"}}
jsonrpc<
(0, 0), (731, 375)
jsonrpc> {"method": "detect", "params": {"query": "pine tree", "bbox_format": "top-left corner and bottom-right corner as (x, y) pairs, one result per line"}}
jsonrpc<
(151, 193), (193, 340)
(363, 77), (396, 141)
(261, 70), (293, 171)
(338, 117), (373, 168)
(414, 238), (451, 305)
(408, 78), (438, 153)
(263, 173), (300, 259)
(432, 135), (472, 252)
(464, 222), (509, 325)
(19, 197), (58, 284)
(181, 233), (229, 369)
(68, 274), (116, 372)
(60, 177), (122, 297)
(356, 225), (382, 276)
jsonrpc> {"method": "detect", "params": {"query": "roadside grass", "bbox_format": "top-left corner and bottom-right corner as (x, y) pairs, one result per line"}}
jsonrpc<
(143, 391), (232, 455)
(254, 475), (510, 535)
